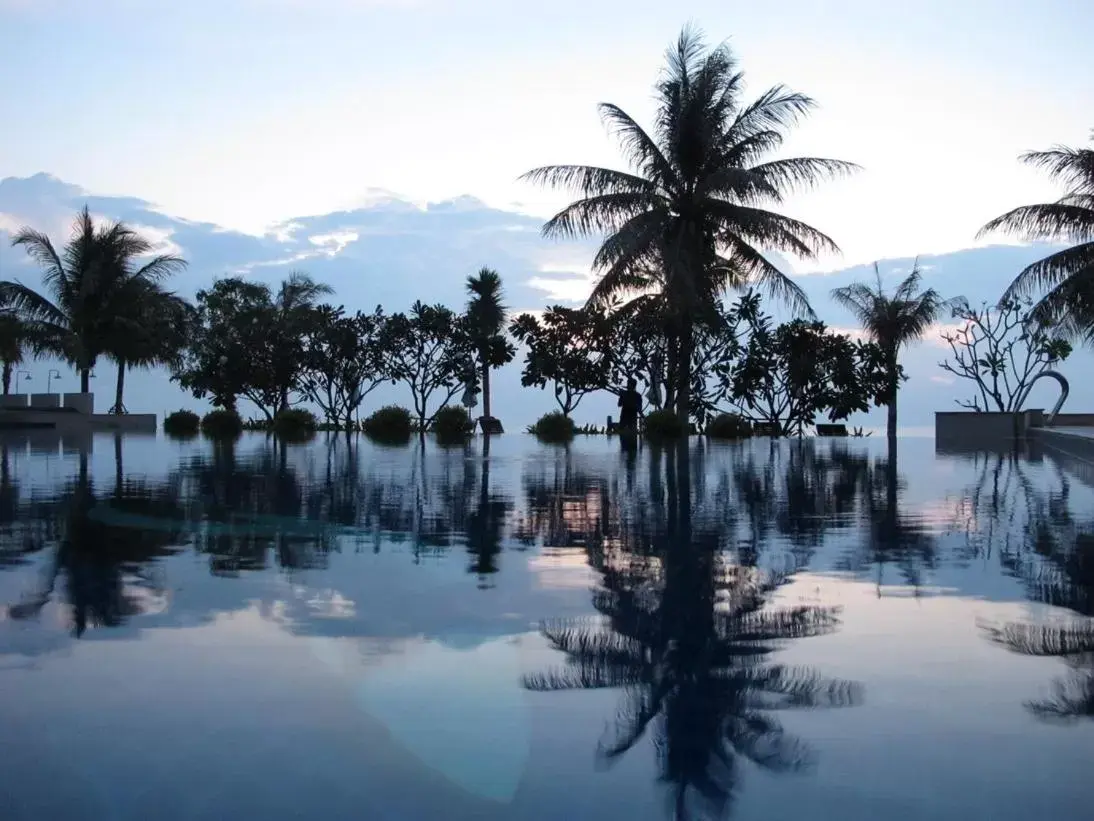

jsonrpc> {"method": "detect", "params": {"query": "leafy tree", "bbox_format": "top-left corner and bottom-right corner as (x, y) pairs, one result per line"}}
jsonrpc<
(300, 305), (388, 430)
(523, 26), (854, 425)
(174, 274), (329, 419)
(174, 278), (279, 416)
(383, 301), (472, 431)
(730, 315), (893, 436)
(1, 206), (187, 393)
(465, 267), (515, 424)
(978, 132), (1094, 340)
(939, 297), (1072, 412)
(831, 261), (947, 441)
(510, 306), (612, 415)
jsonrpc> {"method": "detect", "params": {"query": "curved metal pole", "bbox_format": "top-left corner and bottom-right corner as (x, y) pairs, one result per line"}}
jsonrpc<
(1015, 370), (1069, 425)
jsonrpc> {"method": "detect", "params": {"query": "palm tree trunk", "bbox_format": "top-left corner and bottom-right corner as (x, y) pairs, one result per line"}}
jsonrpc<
(482, 362), (491, 422)
(886, 349), (899, 442)
(1, 362), (11, 395)
(114, 434), (123, 498)
(113, 360), (126, 414)
(80, 368), (90, 394)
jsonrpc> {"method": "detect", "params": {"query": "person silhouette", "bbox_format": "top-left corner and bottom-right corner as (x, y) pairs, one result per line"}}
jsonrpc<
(618, 378), (642, 432)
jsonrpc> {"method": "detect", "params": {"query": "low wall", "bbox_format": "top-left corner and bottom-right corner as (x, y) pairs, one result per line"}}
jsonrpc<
(30, 393), (60, 409)
(89, 414), (157, 433)
(935, 411), (1024, 445)
(0, 408), (156, 433)
(63, 392), (94, 414)
(0, 395), (28, 409)
(1049, 413), (1094, 427)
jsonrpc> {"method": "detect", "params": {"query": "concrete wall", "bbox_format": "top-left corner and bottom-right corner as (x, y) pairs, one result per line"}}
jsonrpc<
(0, 395), (28, 409)
(935, 411), (1024, 446)
(29, 393), (59, 409)
(89, 414), (157, 433)
(63, 392), (94, 414)
(1049, 413), (1094, 427)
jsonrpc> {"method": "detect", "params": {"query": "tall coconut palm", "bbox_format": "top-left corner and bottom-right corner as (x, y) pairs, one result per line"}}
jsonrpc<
(978, 132), (1094, 339)
(465, 267), (514, 424)
(522, 26), (856, 425)
(1, 207), (187, 393)
(831, 262), (946, 441)
(105, 282), (193, 414)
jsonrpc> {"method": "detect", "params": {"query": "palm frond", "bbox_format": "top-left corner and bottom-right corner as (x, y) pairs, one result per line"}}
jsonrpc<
(1003, 241), (1094, 297)
(720, 239), (816, 318)
(9, 229), (66, 293)
(1019, 144), (1094, 194)
(542, 192), (662, 240)
(978, 203), (1094, 243)
(520, 165), (657, 197)
(597, 103), (678, 190)
(748, 157), (860, 196)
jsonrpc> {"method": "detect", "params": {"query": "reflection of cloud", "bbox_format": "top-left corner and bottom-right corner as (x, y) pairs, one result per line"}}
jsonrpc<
(527, 547), (596, 590)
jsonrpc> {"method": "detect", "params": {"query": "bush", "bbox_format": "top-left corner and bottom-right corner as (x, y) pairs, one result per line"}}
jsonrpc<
(643, 409), (685, 440)
(362, 406), (413, 443)
(706, 413), (752, 440)
(201, 408), (243, 438)
(163, 409), (201, 437)
(272, 408), (318, 440)
(528, 411), (576, 443)
(431, 405), (474, 444)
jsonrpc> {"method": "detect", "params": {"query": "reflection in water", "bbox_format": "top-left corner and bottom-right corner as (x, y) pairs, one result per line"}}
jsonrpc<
(2, 433), (1094, 818)
(964, 445), (1094, 723)
(523, 444), (863, 821)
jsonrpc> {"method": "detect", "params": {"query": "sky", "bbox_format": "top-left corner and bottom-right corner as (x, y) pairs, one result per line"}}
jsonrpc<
(1, 0), (1092, 272)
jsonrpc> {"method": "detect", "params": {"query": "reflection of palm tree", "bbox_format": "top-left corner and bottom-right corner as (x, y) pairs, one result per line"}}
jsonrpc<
(524, 446), (862, 820)
(465, 441), (512, 585)
(983, 620), (1094, 722)
(6, 446), (185, 634)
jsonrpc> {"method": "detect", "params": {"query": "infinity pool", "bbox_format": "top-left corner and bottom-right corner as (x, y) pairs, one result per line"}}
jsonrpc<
(1, 432), (1091, 820)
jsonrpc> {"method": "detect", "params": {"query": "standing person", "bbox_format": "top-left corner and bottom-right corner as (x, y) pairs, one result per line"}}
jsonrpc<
(618, 378), (643, 432)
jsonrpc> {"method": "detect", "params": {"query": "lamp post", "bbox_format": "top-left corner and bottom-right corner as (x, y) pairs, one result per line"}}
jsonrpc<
(47, 369), (61, 394)
(15, 371), (31, 395)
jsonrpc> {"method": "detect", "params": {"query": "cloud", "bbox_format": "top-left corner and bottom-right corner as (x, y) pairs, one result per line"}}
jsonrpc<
(930, 375), (955, 385)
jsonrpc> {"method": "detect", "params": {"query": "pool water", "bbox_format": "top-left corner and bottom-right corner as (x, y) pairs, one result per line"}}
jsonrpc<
(0, 432), (1091, 820)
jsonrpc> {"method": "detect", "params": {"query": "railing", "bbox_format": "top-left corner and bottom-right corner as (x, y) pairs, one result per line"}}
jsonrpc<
(1015, 370), (1069, 426)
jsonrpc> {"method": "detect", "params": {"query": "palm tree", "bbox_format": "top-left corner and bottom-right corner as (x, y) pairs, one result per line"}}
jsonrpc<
(1, 206), (187, 393)
(465, 267), (513, 425)
(0, 310), (29, 395)
(273, 271), (332, 411)
(105, 283), (193, 414)
(978, 132), (1094, 339)
(522, 26), (856, 425)
(831, 261), (946, 441)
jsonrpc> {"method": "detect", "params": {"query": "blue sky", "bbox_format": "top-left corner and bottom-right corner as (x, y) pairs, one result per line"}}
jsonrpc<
(1, 0), (1091, 268)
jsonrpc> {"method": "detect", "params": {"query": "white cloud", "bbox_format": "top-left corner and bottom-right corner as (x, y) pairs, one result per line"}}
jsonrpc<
(930, 375), (955, 385)
(308, 230), (359, 256)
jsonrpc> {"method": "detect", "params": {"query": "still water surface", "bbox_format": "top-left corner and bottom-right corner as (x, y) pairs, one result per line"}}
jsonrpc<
(0, 432), (1092, 820)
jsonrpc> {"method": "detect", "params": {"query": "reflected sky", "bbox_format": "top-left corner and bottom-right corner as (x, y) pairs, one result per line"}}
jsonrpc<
(0, 432), (1092, 820)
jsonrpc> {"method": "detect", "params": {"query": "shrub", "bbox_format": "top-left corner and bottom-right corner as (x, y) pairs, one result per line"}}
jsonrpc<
(163, 409), (201, 437)
(362, 406), (413, 443)
(706, 413), (752, 440)
(528, 411), (576, 443)
(643, 409), (685, 440)
(431, 405), (475, 444)
(272, 408), (319, 440)
(201, 408), (243, 438)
